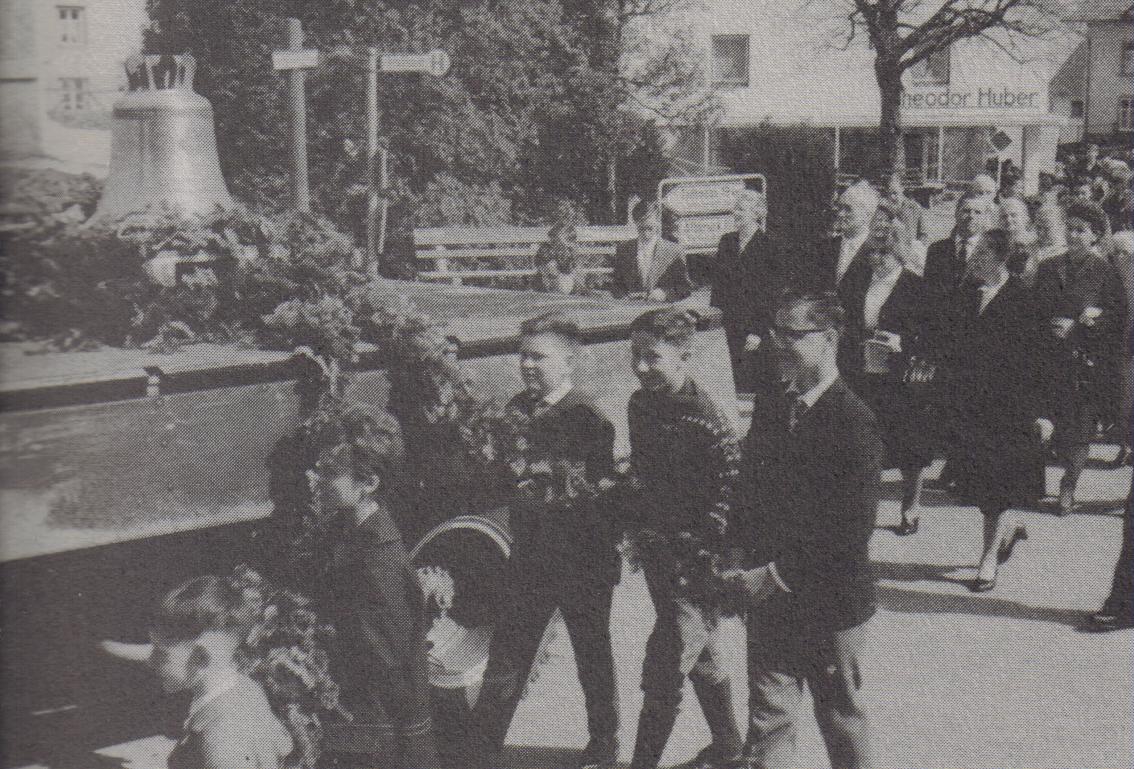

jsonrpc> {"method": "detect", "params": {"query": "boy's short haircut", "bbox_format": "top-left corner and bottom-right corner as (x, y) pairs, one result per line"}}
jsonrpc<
(629, 307), (698, 348)
(631, 199), (662, 224)
(775, 289), (846, 336)
(519, 312), (583, 349)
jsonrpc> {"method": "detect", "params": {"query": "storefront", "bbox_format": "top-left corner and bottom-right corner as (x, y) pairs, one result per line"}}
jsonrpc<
(679, 0), (1077, 194)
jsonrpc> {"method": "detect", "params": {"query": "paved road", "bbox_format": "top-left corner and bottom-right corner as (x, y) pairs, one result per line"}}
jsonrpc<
(22, 453), (1132, 769)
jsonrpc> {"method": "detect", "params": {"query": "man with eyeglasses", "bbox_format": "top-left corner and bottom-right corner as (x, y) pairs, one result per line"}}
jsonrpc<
(725, 290), (884, 769)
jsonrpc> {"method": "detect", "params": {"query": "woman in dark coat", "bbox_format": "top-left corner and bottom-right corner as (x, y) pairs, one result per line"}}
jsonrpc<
(1033, 200), (1129, 514)
(841, 201), (934, 534)
(935, 229), (1045, 592)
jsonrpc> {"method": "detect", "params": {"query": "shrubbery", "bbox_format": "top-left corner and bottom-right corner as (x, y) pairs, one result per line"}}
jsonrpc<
(0, 205), (365, 350)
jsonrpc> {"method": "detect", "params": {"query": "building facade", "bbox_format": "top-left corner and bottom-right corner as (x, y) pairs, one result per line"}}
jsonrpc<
(0, 0), (147, 173)
(668, 0), (1080, 194)
(1051, 1), (1134, 146)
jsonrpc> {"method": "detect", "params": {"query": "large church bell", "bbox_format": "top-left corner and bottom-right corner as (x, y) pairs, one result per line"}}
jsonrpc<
(92, 54), (233, 221)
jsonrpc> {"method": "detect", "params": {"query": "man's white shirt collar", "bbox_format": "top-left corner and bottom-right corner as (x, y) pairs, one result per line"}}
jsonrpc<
(790, 369), (839, 410)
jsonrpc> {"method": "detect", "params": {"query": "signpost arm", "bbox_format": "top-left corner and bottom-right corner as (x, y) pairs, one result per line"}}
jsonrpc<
(365, 47), (379, 268)
(286, 18), (311, 213)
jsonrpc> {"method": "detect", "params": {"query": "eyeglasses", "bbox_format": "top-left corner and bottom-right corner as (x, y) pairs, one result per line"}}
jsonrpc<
(770, 326), (827, 341)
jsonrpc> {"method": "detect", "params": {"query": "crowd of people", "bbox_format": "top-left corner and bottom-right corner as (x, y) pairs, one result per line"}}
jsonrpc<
(99, 160), (1131, 769)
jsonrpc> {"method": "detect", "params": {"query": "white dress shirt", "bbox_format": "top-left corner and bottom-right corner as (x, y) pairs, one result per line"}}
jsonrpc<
(836, 230), (869, 283)
(862, 266), (902, 331)
(636, 239), (657, 288)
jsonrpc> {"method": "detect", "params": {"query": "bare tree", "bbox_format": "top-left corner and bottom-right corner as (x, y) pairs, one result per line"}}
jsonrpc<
(820, 0), (1068, 179)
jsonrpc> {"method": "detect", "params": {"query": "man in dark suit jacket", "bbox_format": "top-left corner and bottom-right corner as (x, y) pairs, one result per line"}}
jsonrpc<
(469, 313), (620, 769)
(709, 189), (791, 393)
(924, 192), (994, 297)
(727, 290), (883, 769)
(610, 200), (693, 302)
(793, 181), (879, 299)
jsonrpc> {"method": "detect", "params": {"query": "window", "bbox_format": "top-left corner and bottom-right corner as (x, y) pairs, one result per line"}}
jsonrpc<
(910, 46), (951, 86)
(1122, 41), (1134, 76)
(58, 77), (90, 111)
(1120, 98), (1134, 132)
(711, 34), (749, 86)
(1070, 100), (1084, 119)
(57, 6), (86, 46)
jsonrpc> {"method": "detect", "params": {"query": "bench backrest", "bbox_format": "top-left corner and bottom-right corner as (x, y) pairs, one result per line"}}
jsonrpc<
(413, 224), (635, 286)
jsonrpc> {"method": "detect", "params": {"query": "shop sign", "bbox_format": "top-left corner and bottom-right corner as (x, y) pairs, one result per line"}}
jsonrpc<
(901, 86), (1042, 110)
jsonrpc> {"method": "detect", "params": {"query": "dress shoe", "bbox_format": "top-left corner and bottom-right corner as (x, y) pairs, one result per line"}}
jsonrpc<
(997, 525), (1028, 565)
(578, 736), (619, 769)
(1057, 487), (1076, 516)
(1077, 611), (1134, 633)
(893, 517), (920, 536)
(969, 576), (996, 592)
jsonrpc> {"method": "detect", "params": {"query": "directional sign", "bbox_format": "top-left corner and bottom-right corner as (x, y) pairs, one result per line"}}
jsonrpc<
(658, 173), (768, 255)
(380, 50), (451, 76)
(272, 49), (320, 71)
(663, 181), (747, 216)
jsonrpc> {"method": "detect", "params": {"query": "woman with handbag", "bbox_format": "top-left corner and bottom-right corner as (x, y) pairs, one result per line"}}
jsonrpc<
(1034, 200), (1129, 514)
(840, 200), (934, 535)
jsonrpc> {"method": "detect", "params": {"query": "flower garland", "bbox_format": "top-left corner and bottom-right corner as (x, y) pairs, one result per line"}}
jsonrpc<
(227, 564), (349, 769)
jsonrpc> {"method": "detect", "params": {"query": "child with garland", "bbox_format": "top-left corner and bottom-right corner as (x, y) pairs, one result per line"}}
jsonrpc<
(620, 307), (745, 769)
(100, 569), (325, 769)
(467, 312), (620, 769)
(303, 403), (442, 769)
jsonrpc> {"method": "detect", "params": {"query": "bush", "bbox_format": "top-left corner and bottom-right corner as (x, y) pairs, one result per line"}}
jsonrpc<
(717, 122), (837, 244)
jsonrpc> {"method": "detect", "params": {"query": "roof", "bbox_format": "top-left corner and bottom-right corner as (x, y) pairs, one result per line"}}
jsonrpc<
(1069, 0), (1133, 22)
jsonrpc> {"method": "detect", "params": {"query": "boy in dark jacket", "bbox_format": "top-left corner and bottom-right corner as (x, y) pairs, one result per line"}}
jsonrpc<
(468, 312), (620, 769)
(311, 407), (441, 769)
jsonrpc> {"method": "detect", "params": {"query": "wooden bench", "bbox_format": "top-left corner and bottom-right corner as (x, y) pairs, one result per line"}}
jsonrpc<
(413, 225), (636, 287)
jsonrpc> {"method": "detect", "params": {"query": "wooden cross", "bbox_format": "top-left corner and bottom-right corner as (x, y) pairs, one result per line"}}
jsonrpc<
(272, 18), (319, 212)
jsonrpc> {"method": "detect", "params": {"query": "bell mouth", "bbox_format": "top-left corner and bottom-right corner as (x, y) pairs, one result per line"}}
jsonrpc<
(411, 515), (511, 691)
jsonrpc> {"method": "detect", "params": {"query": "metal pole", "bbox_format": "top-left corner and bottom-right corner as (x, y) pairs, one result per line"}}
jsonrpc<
(365, 47), (378, 267)
(286, 18), (310, 213)
(377, 143), (389, 260)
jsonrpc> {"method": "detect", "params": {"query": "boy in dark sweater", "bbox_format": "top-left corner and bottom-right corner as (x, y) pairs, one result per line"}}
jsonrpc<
(623, 308), (744, 769)
(468, 312), (620, 769)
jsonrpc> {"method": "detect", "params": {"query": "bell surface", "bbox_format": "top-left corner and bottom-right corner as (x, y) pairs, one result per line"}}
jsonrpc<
(92, 54), (233, 221)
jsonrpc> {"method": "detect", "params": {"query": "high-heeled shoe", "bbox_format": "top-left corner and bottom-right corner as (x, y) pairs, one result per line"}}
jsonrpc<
(970, 576), (996, 592)
(893, 517), (920, 536)
(997, 525), (1028, 565)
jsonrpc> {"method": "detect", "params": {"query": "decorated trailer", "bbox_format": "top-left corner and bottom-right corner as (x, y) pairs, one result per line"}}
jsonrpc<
(0, 281), (736, 763)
